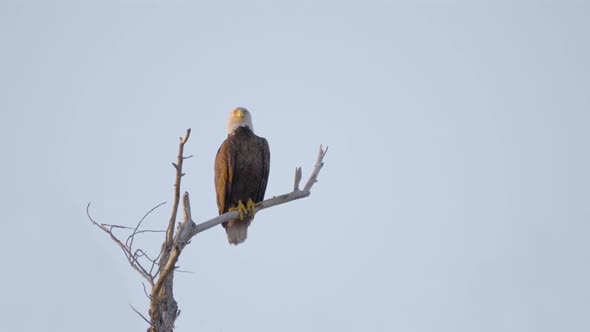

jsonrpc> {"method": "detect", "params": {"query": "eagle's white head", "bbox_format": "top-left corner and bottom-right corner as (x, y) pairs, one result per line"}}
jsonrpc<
(227, 107), (254, 134)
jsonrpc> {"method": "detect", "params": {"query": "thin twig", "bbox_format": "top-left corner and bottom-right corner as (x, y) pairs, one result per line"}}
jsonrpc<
(130, 304), (153, 327)
(100, 224), (132, 229)
(174, 269), (195, 274)
(134, 229), (166, 234)
(86, 203), (154, 285)
(150, 249), (162, 278)
(127, 201), (167, 250)
(100, 224), (165, 234)
(134, 249), (159, 265)
(142, 282), (152, 300)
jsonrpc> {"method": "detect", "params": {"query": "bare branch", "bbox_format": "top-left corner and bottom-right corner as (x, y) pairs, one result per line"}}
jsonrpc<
(303, 145), (328, 192)
(86, 203), (154, 285)
(182, 190), (192, 222)
(294, 167), (302, 191)
(165, 128), (191, 251)
(192, 145), (328, 235)
(90, 201), (167, 278)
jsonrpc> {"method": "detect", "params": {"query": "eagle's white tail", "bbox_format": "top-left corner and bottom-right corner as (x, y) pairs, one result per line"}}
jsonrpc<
(225, 220), (248, 245)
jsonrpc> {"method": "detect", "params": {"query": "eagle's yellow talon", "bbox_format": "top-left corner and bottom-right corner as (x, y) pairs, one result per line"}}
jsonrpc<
(229, 200), (248, 220)
(246, 198), (257, 217)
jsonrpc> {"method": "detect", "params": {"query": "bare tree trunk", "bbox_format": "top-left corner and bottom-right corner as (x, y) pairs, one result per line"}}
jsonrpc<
(148, 269), (178, 332)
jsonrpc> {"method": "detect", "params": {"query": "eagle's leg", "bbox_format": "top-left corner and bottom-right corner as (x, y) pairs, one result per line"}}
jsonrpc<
(228, 200), (248, 220)
(246, 198), (257, 217)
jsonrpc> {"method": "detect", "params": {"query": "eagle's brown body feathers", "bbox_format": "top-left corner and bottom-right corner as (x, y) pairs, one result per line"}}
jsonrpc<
(215, 126), (270, 244)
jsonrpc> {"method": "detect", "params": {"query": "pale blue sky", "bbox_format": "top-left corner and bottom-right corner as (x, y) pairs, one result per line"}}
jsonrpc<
(1, 1), (589, 331)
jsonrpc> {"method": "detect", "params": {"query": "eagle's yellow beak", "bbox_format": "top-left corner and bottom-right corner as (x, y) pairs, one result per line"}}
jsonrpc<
(234, 109), (243, 119)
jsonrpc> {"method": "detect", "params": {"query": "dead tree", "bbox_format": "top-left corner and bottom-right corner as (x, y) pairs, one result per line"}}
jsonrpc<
(86, 129), (327, 331)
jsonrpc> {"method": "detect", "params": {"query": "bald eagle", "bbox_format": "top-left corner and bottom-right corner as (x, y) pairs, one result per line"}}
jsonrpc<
(215, 107), (270, 245)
